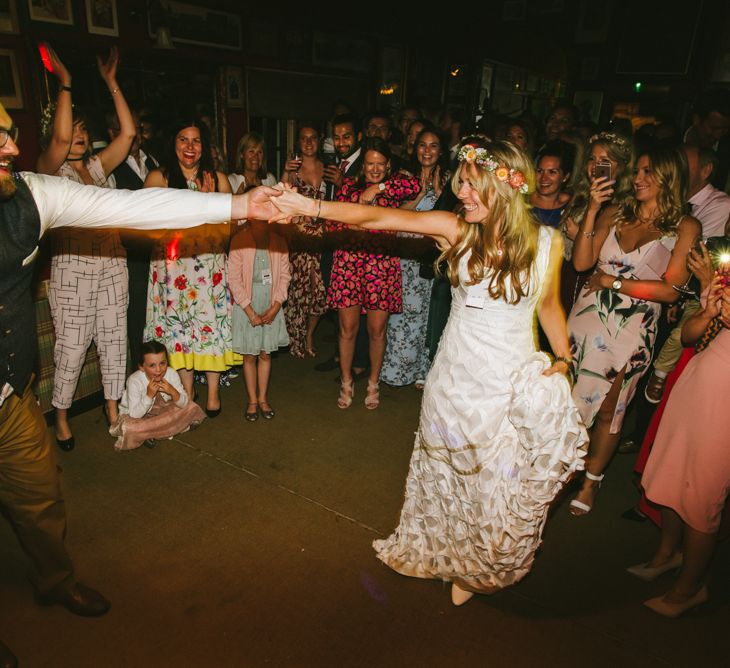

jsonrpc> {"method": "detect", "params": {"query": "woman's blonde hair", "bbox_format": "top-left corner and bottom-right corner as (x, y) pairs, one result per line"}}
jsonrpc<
(563, 132), (634, 225)
(438, 137), (540, 304)
(235, 131), (267, 178)
(615, 146), (688, 235)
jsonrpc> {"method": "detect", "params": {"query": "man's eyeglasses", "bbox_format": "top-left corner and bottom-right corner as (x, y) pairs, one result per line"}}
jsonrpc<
(0, 127), (19, 148)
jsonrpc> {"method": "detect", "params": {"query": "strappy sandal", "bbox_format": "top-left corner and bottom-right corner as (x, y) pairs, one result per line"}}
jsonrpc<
(364, 381), (380, 410)
(569, 471), (604, 516)
(644, 372), (666, 404)
(338, 380), (354, 409)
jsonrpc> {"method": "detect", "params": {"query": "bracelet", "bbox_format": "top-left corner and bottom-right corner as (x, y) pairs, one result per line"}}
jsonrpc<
(315, 199), (322, 219)
(582, 230), (596, 238)
(554, 356), (572, 366)
(110, 86), (119, 95)
(60, 85), (72, 92)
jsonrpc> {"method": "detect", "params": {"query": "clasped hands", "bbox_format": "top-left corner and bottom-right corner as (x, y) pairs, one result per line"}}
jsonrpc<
(232, 183), (318, 224)
(146, 378), (178, 400)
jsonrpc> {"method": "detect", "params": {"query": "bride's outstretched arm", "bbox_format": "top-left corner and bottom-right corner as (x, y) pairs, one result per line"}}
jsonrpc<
(270, 187), (460, 247)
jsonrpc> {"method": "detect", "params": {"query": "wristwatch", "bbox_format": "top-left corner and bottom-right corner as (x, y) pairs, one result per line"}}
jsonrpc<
(611, 278), (623, 291)
(378, 182), (386, 191)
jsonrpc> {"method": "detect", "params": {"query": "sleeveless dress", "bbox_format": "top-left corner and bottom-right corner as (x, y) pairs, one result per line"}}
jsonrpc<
(373, 226), (587, 593)
(568, 228), (675, 433)
(380, 188), (437, 386)
(144, 179), (239, 372)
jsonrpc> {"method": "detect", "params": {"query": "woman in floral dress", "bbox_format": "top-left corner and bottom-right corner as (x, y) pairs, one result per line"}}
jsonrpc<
(381, 126), (449, 388)
(567, 146), (700, 515)
(281, 123), (328, 358)
(144, 120), (236, 417)
(328, 137), (419, 408)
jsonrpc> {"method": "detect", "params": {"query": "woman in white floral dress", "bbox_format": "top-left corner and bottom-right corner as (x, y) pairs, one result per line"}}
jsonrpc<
(144, 120), (237, 417)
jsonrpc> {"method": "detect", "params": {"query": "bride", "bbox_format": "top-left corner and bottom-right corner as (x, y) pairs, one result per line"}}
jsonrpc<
(271, 137), (587, 605)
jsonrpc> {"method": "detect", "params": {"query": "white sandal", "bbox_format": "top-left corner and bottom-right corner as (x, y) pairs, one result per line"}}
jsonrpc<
(569, 471), (604, 516)
(364, 381), (380, 410)
(337, 380), (354, 409)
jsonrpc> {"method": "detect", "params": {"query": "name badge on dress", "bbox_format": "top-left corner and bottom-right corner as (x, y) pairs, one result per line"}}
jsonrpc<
(465, 282), (489, 309)
(261, 269), (273, 285)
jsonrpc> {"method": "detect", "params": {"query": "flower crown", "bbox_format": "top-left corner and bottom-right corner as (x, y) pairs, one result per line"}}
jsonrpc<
(589, 132), (631, 156)
(457, 144), (529, 194)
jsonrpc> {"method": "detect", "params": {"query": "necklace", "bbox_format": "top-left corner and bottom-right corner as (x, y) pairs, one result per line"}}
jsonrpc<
(66, 157), (84, 162)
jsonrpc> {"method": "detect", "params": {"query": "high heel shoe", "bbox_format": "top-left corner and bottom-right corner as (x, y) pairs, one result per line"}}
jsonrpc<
(364, 381), (380, 410)
(56, 435), (75, 452)
(451, 583), (474, 606)
(569, 471), (604, 516)
(338, 380), (354, 409)
(644, 585), (708, 618)
(627, 552), (683, 581)
(205, 403), (221, 418)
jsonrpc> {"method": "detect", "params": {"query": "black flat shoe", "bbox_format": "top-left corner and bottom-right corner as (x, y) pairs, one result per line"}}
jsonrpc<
(205, 407), (221, 418)
(143, 439), (157, 449)
(259, 403), (275, 419)
(56, 435), (75, 452)
(621, 506), (648, 522)
(245, 403), (259, 422)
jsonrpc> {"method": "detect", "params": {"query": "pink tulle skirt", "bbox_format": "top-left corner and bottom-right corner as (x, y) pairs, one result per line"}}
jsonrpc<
(110, 395), (206, 451)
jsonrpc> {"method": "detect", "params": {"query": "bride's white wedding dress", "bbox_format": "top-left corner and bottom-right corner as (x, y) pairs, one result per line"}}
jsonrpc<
(374, 226), (587, 592)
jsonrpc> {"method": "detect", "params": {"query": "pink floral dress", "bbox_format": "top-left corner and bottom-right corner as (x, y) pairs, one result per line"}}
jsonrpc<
(327, 174), (419, 313)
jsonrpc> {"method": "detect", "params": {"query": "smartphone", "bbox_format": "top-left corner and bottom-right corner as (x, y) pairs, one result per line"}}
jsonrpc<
(594, 160), (612, 181)
(322, 153), (338, 167)
(706, 236), (730, 286)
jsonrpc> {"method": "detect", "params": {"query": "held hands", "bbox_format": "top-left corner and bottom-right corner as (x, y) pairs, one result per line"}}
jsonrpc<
(267, 183), (315, 224)
(97, 46), (119, 86)
(588, 176), (615, 212)
(232, 185), (285, 222)
(260, 303), (281, 325)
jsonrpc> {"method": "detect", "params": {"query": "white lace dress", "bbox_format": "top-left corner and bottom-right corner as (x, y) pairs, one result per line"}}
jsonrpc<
(373, 226), (587, 592)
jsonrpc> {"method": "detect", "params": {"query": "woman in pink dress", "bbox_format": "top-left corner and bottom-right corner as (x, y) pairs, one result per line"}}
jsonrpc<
(629, 273), (730, 617)
(327, 137), (419, 409)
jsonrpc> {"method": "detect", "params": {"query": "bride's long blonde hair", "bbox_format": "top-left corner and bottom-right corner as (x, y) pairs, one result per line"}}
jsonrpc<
(438, 138), (540, 304)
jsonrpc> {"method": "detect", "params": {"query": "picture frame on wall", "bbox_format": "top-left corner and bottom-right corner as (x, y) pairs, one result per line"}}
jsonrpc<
(573, 91), (603, 124)
(0, 48), (23, 109)
(85, 0), (118, 36)
(148, 1), (242, 51)
(0, 0), (20, 34)
(226, 66), (244, 108)
(27, 0), (73, 25)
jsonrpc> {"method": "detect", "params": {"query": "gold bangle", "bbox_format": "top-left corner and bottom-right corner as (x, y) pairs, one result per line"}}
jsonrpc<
(554, 356), (572, 366)
(582, 230), (596, 238)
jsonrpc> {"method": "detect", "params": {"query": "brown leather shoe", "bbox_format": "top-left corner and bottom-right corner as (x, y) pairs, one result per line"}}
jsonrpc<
(36, 582), (110, 617)
(0, 640), (17, 668)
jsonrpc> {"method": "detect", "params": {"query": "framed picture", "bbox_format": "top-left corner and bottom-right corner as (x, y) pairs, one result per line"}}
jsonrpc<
(0, 0), (19, 33)
(85, 0), (117, 36)
(0, 48), (23, 108)
(148, 1), (241, 50)
(573, 91), (603, 124)
(27, 0), (73, 25)
(225, 66), (243, 108)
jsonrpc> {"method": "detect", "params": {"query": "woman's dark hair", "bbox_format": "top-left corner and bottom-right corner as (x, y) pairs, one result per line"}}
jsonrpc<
(138, 340), (168, 366)
(355, 137), (392, 187)
(407, 124), (450, 180)
(535, 140), (576, 178)
(162, 119), (217, 191)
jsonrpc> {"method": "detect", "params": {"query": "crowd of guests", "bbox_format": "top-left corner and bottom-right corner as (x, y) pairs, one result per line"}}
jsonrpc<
(31, 45), (730, 619)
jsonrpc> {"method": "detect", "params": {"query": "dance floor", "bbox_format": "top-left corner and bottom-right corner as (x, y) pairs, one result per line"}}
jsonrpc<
(1, 323), (727, 667)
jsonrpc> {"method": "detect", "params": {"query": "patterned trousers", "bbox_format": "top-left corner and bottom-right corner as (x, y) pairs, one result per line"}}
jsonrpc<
(49, 253), (129, 409)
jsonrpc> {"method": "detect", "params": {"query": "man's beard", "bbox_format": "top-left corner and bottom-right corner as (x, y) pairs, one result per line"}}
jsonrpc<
(0, 172), (17, 201)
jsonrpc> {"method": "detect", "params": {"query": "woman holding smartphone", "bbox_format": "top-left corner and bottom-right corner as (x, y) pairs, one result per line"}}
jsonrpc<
(567, 147), (701, 515)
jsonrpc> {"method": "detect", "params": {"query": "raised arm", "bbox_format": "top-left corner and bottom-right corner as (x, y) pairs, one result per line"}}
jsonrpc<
(35, 45), (73, 175)
(271, 187), (460, 247)
(96, 47), (135, 176)
(537, 230), (572, 377)
(681, 277), (730, 346)
(572, 197), (616, 272)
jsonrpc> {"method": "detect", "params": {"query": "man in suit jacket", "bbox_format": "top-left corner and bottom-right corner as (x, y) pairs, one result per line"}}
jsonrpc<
(106, 110), (159, 367)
